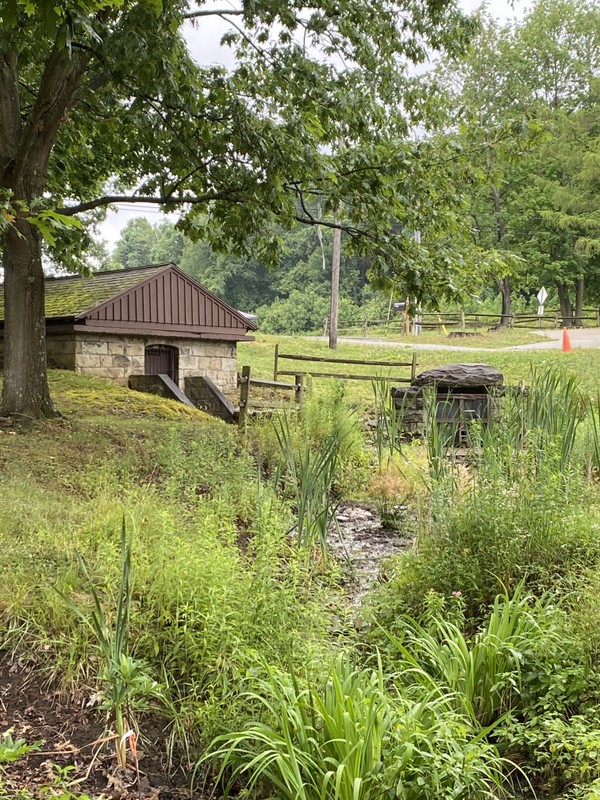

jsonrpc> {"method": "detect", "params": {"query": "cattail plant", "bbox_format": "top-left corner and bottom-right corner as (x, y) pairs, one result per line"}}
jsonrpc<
(54, 520), (160, 768)
(274, 412), (353, 558)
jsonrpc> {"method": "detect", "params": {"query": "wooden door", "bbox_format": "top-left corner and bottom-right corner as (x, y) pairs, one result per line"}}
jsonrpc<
(144, 345), (179, 384)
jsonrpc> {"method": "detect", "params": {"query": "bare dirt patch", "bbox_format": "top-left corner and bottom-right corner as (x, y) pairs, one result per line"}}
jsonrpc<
(0, 656), (194, 799)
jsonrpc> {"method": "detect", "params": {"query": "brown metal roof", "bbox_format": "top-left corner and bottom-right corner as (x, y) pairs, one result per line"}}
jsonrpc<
(0, 263), (257, 340)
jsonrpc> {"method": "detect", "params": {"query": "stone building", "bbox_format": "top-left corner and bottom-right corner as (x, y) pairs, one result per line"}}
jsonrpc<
(0, 263), (256, 394)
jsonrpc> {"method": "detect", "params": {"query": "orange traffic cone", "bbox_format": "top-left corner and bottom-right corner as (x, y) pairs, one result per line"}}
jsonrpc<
(562, 327), (572, 353)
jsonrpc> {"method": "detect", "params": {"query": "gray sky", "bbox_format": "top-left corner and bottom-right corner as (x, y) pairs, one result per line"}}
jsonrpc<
(99, 0), (523, 250)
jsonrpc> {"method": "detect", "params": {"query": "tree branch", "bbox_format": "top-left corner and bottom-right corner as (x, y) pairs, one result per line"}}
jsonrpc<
(184, 8), (244, 18)
(294, 214), (367, 239)
(56, 191), (243, 216)
(14, 43), (89, 193)
(0, 51), (21, 173)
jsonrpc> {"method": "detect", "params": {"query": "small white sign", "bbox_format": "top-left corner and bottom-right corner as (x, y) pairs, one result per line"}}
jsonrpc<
(537, 286), (548, 305)
(538, 305), (544, 317)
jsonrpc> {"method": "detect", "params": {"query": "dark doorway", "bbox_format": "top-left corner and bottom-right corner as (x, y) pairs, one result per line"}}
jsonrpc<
(144, 345), (179, 384)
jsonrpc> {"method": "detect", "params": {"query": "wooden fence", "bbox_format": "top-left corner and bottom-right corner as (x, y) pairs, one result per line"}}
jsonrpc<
(273, 344), (417, 384)
(238, 365), (304, 427)
(337, 308), (600, 336)
(511, 309), (600, 329)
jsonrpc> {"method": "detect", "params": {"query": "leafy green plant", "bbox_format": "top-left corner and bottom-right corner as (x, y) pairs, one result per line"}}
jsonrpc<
(387, 585), (547, 727)
(0, 730), (41, 764)
(54, 521), (160, 768)
(202, 657), (506, 800)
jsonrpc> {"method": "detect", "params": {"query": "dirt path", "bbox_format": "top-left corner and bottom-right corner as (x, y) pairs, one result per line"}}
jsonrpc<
(322, 328), (600, 352)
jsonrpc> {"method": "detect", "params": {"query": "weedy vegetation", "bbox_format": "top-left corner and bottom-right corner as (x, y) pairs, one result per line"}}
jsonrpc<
(4, 354), (600, 799)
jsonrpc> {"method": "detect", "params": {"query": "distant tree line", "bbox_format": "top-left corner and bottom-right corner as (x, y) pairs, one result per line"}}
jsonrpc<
(446, 0), (600, 325)
(102, 217), (390, 334)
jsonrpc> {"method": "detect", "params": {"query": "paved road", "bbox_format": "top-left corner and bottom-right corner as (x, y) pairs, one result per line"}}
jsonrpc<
(329, 328), (600, 352)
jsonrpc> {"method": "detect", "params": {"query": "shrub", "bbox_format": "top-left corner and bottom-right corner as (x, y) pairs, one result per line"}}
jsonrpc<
(368, 464), (600, 622)
(384, 586), (563, 727)
(257, 290), (363, 334)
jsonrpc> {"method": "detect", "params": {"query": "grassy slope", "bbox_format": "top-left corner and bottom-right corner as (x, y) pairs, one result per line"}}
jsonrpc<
(0, 371), (333, 703)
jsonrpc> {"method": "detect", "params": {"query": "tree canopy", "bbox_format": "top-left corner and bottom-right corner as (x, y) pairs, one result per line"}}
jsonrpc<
(447, 0), (600, 324)
(0, 0), (492, 416)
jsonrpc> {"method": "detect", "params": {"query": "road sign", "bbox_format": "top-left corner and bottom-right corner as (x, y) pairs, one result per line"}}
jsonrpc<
(537, 286), (548, 305)
(537, 305), (544, 317)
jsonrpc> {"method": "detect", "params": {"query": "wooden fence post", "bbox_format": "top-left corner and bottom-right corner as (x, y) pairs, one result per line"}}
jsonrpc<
(239, 365), (251, 427)
(273, 343), (279, 382)
(295, 374), (304, 406)
(461, 310), (466, 332)
(362, 317), (368, 337)
(411, 352), (417, 382)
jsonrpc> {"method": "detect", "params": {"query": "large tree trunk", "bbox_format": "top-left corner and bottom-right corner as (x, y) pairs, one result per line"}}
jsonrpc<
(574, 277), (584, 327)
(1, 221), (55, 418)
(0, 44), (87, 418)
(556, 282), (573, 328)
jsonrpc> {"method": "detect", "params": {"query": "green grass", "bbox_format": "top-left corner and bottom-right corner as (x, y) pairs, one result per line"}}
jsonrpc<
(240, 333), (600, 400)
(0, 371), (337, 757)
(332, 326), (546, 347)
(5, 359), (600, 796)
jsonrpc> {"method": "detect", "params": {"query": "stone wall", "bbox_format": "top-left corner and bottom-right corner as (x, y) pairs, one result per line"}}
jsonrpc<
(0, 331), (238, 394)
(73, 332), (238, 393)
(185, 375), (237, 422)
(0, 335), (76, 370)
(47, 335), (77, 370)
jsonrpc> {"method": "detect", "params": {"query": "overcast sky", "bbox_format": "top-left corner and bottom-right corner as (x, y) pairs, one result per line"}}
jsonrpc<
(99, 0), (524, 250)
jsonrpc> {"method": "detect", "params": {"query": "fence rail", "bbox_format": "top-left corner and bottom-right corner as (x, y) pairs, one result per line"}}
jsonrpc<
(238, 365), (303, 427)
(274, 344), (417, 384)
(336, 308), (600, 337)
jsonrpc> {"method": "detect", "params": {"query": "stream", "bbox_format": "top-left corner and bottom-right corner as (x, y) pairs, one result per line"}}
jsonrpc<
(328, 502), (414, 606)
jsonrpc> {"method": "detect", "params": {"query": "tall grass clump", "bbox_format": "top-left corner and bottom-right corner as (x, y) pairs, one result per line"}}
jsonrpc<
(371, 378), (405, 468)
(589, 393), (600, 477)
(386, 585), (551, 727)
(473, 367), (585, 477)
(273, 407), (356, 557)
(251, 381), (371, 498)
(422, 387), (460, 487)
(54, 521), (160, 768)
(203, 657), (506, 800)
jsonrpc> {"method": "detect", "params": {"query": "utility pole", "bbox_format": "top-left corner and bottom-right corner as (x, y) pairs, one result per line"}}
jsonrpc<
(329, 218), (341, 349)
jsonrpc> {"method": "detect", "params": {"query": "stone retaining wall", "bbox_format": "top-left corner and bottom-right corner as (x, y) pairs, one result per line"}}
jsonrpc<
(0, 335), (77, 371)
(0, 332), (238, 394)
(74, 333), (238, 393)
